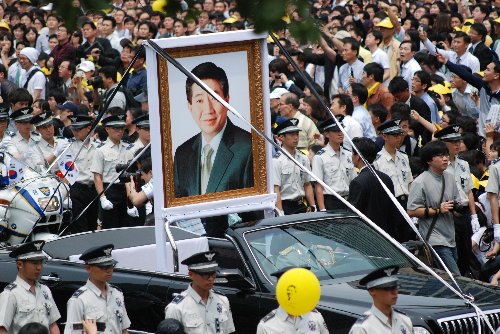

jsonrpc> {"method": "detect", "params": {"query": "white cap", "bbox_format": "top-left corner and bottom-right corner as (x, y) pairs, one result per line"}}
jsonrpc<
(269, 87), (289, 99)
(77, 60), (95, 73)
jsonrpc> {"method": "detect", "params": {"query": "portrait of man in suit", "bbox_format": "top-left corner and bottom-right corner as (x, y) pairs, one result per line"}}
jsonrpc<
(173, 61), (254, 198)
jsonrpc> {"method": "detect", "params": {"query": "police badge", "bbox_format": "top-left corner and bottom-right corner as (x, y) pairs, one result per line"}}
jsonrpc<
(217, 303), (222, 313)
(116, 297), (122, 307)
(43, 290), (49, 300)
(308, 321), (317, 331)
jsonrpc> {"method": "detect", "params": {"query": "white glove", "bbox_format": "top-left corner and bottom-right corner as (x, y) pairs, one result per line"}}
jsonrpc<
(470, 214), (480, 234)
(63, 197), (72, 209)
(494, 224), (500, 243)
(127, 206), (139, 217)
(0, 136), (11, 150)
(54, 141), (70, 156)
(100, 196), (114, 210)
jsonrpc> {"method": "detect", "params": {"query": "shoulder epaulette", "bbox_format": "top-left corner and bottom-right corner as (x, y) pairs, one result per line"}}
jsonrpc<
(97, 142), (106, 148)
(341, 146), (351, 152)
(213, 289), (225, 296)
(493, 157), (500, 165)
(355, 314), (369, 324)
(171, 294), (185, 304)
(109, 284), (122, 292)
(311, 308), (319, 313)
(316, 148), (325, 156)
(398, 149), (407, 155)
(262, 310), (276, 323)
(124, 143), (134, 150)
(273, 151), (281, 158)
(393, 308), (407, 315)
(4, 283), (16, 291)
(72, 287), (87, 298)
(31, 131), (40, 136)
(66, 138), (76, 143)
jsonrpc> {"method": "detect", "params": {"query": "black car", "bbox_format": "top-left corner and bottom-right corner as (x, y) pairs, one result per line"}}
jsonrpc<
(1, 211), (500, 334)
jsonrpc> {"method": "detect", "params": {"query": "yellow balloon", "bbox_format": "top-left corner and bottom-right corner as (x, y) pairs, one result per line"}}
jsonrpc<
(275, 268), (321, 316)
(152, 0), (167, 12)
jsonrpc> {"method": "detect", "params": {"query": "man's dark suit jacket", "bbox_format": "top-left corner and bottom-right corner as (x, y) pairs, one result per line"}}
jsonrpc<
(173, 119), (254, 198)
(410, 95), (432, 145)
(347, 166), (399, 239)
(472, 42), (495, 71)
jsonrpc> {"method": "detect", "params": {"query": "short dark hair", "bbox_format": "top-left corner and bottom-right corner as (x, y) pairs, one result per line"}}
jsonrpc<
(107, 107), (125, 116)
(352, 137), (378, 163)
(351, 83), (368, 105)
(103, 15), (117, 28)
(453, 31), (471, 44)
(470, 23), (487, 39)
(420, 140), (449, 167)
(100, 66), (117, 82)
(343, 37), (360, 57)
(368, 29), (383, 44)
(367, 103), (388, 123)
(19, 322), (49, 334)
(332, 94), (354, 115)
(390, 103), (411, 120)
(186, 62), (229, 103)
(388, 76), (409, 94)
(364, 63), (384, 83)
(10, 88), (33, 106)
(414, 71), (431, 91)
(283, 93), (300, 109)
(400, 40), (418, 52)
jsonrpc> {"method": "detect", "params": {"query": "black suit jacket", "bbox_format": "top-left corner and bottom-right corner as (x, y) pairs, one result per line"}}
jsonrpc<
(410, 95), (432, 145)
(347, 166), (399, 239)
(173, 119), (254, 198)
(472, 42), (495, 71)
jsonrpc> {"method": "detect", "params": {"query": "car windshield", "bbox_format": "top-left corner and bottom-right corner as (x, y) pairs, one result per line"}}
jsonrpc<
(244, 217), (413, 281)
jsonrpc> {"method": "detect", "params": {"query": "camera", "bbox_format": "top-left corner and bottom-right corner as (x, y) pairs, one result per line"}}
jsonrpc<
(115, 161), (141, 183)
(450, 201), (467, 214)
(274, 74), (281, 80)
(88, 76), (103, 88)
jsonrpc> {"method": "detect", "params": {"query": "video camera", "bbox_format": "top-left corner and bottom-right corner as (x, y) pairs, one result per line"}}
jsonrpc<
(115, 161), (141, 183)
(88, 76), (103, 89)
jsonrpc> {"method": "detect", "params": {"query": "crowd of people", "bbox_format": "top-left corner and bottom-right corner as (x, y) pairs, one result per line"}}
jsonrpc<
(0, 0), (499, 332)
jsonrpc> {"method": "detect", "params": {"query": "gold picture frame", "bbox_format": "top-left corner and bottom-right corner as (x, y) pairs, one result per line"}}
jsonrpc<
(156, 39), (267, 208)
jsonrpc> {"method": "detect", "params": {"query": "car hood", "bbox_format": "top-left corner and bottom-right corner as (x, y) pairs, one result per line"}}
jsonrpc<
(316, 268), (500, 317)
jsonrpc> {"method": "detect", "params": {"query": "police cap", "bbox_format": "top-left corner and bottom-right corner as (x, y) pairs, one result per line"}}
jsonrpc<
(133, 114), (150, 129)
(69, 115), (93, 129)
(318, 115), (344, 132)
(0, 104), (9, 120)
(359, 265), (399, 289)
(9, 240), (47, 260)
(377, 119), (403, 135)
(156, 319), (185, 334)
(181, 251), (219, 273)
(10, 107), (34, 123)
(79, 244), (117, 266)
(273, 118), (302, 136)
(434, 124), (462, 141)
(102, 114), (126, 128)
(30, 110), (53, 128)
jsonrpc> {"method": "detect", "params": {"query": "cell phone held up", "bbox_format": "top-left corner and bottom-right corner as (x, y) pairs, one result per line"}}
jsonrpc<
(419, 24), (429, 33)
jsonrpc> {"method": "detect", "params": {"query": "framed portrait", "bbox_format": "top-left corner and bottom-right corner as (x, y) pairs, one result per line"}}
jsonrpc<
(145, 31), (273, 212)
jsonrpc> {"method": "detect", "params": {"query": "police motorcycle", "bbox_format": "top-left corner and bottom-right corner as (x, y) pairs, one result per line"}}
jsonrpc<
(0, 154), (69, 247)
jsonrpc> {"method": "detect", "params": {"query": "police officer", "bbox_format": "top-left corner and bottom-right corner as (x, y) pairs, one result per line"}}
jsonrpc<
(165, 251), (235, 334)
(0, 104), (13, 151)
(435, 125), (477, 276)
(373, 119), (413, 242)
(49, 115), (99, 234)
(130, 113), (150, 150)
(90, 114), (134, 229)
(31, 110), (67, 172)
(6, 106), (44, 171)
(0, 241), (61, 334)
(257, 266), (329, 334)
(273, 118), (316, 215)
(312, 116), (356, 211)
(64, 244), (130, 334)
(349, 265), (413, 334)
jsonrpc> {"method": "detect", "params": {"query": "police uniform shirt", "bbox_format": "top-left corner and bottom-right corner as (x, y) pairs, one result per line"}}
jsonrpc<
(312, 144), (356, 196)
(64, 280), (131, 334)
(0, 131), (13, 150)
(164, 284), (235, 334)
(68, 139), (97, 184)
(35, 136), (67, 171)
(273, 150), (312, 201)
(486, 158), (500, 201)
(90, 139), (134, 184)
(446, 157), (473, 204)
(141, 178), (154, 200)
(7, 132), (43, 170)
(349, 305), (413, 334)
(373, 147), (413, 198)
(0, 275), (61, 334)
(256, 306), (329, 334)
(407, 169), (459, 247)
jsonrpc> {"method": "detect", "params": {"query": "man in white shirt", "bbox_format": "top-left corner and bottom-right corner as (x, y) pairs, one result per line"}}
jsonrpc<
(399, 41), (421, 93)
(347, 83), (376, 141)
(338, 37), (365, 94)
(365, 30), (390, 84)
(101, 16), (122, 52)
(330, 94), (363, 151)
(421, 30), (480, 78)
(18, 47), (46, 102)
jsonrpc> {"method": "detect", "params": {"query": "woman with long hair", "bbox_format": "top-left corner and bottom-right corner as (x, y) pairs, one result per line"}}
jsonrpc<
(25, 26), (38, 48)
